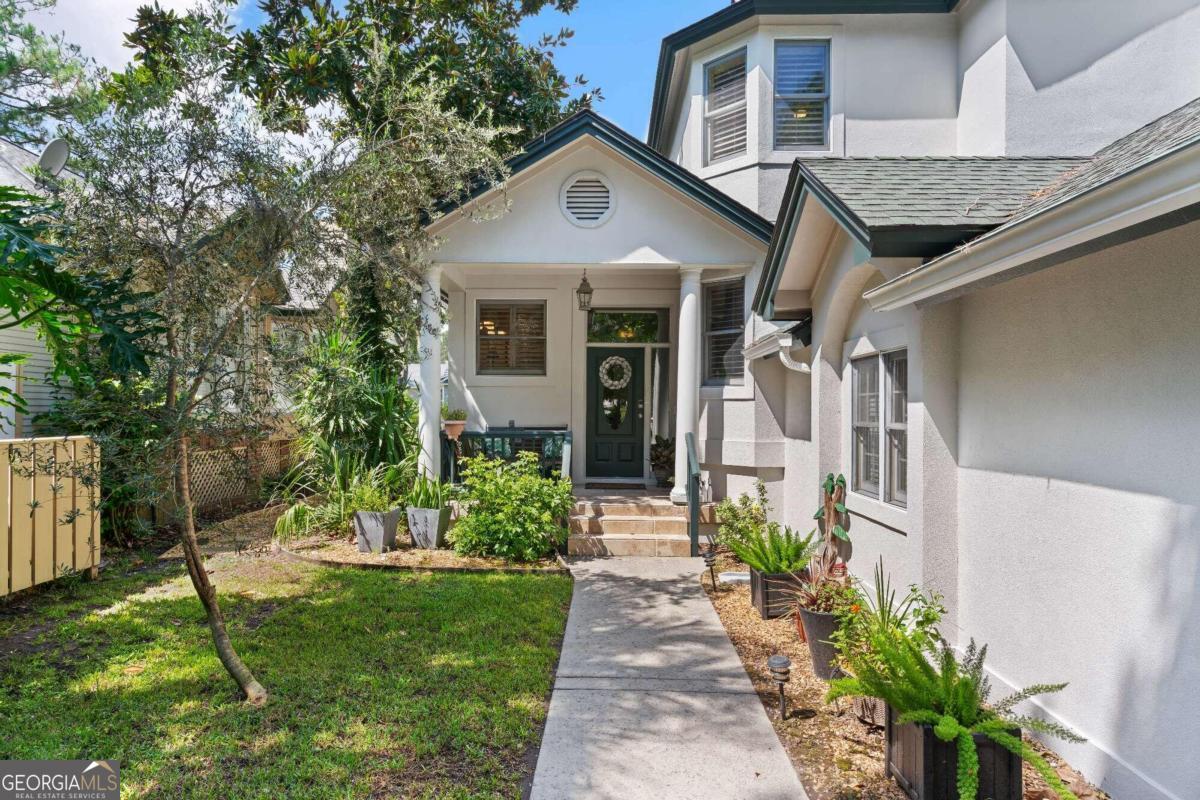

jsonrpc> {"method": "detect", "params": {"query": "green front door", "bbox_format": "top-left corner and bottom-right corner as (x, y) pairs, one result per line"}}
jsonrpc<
(586, 348), (645, 478)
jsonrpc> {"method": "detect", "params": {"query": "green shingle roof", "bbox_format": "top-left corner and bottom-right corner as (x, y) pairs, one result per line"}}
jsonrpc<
(798, 157), (1085, 228)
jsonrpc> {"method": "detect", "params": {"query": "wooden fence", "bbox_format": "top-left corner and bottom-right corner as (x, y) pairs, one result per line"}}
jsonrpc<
(186, 438), (294, 514)
(1, 436), (99, 597)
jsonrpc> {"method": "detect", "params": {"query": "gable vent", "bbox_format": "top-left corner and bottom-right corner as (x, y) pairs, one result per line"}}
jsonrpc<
(561, 171), (614, 227)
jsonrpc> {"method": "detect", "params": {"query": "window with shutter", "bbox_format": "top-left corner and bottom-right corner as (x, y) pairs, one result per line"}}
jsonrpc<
(703, 278), (745, 385)
(774, 41), (829, 150)
(476, 301), (547, 375)
(704, 50), (747, 165)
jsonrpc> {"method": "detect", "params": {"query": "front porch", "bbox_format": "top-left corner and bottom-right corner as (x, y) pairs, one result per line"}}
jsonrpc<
(568, 488), (718, 558)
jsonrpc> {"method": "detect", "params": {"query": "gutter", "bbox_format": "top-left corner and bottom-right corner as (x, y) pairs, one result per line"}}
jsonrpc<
(866, 140), (1200, 311)
(743, 319), (813, 373)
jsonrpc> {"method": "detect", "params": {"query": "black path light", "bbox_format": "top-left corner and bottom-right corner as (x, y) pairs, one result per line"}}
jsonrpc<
(702, 545), (718, 589)
(768, 654), (791, 719)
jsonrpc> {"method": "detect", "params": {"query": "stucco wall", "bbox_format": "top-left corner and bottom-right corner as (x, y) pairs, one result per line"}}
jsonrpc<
(956, 220), (1200, 800)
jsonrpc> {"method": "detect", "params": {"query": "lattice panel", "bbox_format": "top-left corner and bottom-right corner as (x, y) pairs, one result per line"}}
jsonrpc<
(187, 439), (294, 512)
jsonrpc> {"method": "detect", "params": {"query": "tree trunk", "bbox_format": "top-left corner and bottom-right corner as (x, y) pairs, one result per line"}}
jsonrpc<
(174, 434), (268, 705)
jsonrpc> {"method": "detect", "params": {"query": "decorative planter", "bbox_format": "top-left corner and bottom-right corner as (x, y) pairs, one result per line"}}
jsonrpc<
(749, 568), (804, 619)
(407, 506), (451, 549)
(797, 606), (841, 680)
(354, 509), (402, 554)
(442, 420), (466, 441)
(886, 705), (1022, 800)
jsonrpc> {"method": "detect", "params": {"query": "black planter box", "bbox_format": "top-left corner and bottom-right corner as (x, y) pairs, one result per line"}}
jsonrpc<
(886, 705), (1022, 800)
(749, 568), (803, 619)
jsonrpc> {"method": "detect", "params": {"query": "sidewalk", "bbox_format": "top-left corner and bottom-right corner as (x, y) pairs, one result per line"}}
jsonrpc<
(530, 557), (807, 800)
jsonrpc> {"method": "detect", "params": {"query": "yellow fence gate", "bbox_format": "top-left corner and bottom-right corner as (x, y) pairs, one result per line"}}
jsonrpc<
(1, 436), (100, 597)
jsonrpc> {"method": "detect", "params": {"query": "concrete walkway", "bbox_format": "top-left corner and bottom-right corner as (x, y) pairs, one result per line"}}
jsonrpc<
(530, 557), (808, 800)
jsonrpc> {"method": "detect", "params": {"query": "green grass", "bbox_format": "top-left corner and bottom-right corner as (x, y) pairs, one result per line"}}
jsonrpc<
(0, 553), (572, 799)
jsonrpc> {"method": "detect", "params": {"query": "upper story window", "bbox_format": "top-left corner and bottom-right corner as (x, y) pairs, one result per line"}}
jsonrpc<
(477, 301), (547, 376)
(703, 277), (745, 385)
(774, 40), (830, 150)
(704, 49), (747, 165)
(851, 349), (907, 506)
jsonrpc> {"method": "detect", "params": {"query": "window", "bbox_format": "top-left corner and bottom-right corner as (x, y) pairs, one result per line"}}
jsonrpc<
(774, 41), (829, 150)
(587, 309), (669, 343)
(704, 49), (747, 164)
(703, 278), (745, 385)
(476, 301), (546, 375)
(852, 349), (907, 506)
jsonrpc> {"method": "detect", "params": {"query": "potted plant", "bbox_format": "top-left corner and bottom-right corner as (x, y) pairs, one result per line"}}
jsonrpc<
(649, 435), (674, 488)
(353, 494), (402, 554)
(828, 634), (1084, 800)
(793, 473), (856, 680)
(441, 404), (468, 441)
(728, 523), (816, 619)
(831, 559), (945, 728)
(406, 475), (451, 549)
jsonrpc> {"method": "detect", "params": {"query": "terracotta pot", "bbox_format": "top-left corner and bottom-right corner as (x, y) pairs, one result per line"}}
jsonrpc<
(442, 420), (466, 441)
(794, 610), (807, 642)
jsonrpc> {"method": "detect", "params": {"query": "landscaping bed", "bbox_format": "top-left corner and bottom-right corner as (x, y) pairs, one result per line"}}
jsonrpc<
(701, 561), (1108, 800)
(0, 507), (573, 799)
(282, 533), (565, 573)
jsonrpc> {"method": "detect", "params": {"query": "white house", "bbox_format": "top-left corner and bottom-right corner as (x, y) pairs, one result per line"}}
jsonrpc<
(416, 2), (1200, 797)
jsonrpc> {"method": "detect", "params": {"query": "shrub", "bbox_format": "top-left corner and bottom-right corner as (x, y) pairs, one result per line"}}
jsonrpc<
(272, 441), (398, 542)
(828, 634), (1084, 800)
(450, 452), (573, 562)
(727, 523), (816, 573)
(832, 558), (944, 671)
(440, 404), (467, 421)
(715, 479), (770, 551)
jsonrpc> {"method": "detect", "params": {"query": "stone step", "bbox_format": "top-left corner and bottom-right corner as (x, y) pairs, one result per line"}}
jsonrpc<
(571, 501), (718, 523)
(570, 514), (688, 536)
(568, 533), (693, 558)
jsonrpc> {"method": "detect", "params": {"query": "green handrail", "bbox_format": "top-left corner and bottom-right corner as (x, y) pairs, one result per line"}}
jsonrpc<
(685, 432), (700, 557)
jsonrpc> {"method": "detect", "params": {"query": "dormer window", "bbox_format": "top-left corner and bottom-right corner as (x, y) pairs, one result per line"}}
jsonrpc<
(774, 40), (830, 150)
(704, 49), (747, 165)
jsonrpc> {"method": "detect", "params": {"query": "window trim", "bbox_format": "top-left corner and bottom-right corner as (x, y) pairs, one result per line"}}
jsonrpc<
(702, 276), (746, 387)
(773, 39), (831, 151)
(850, 347), (907, 509)
(703, 48), (748, 166)
(475, 300), (548, 377)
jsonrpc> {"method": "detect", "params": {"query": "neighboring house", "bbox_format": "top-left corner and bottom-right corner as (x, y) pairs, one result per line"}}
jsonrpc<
(415, 2), (1200, 798)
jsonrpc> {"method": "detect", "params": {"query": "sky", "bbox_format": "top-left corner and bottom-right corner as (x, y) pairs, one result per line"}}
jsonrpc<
(29, 0), (728, 140)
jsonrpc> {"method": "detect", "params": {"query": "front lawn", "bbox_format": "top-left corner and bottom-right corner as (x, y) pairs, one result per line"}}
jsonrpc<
(0, 548), (572, 799)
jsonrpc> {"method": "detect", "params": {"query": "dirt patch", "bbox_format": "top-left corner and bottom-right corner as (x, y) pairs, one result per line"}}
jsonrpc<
(702, 562), (1108, 800)
(282, 535), (565, 574)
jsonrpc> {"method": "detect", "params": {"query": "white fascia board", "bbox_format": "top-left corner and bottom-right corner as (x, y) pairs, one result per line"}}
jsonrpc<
(865, 143), (1200, 311)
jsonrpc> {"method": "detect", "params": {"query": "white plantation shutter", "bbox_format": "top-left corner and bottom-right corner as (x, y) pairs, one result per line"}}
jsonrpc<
(705, 50), (747, 163)
(774, 41), (829, 149)
(477, 302), (547, 375)
(703, 278), (745, 384)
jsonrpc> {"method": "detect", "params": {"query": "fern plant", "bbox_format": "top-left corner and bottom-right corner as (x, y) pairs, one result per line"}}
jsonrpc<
(827, 632), (1084, 800)
(727, 523), (816, 573)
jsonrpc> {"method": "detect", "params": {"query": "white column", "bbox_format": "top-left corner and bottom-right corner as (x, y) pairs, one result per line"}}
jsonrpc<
(671, 267), (703, 503)
(417, 265), (442, 479)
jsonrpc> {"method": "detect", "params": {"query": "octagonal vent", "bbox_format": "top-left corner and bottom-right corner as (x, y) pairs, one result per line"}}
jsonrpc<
(561, 171), (614, 227)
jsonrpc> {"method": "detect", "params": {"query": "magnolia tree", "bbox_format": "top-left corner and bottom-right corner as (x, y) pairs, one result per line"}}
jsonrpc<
(61, 6), (508, 703)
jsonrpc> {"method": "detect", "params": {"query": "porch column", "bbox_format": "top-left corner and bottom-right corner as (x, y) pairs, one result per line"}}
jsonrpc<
(417, 265), (442, 479)
(671, 267), (703, 503)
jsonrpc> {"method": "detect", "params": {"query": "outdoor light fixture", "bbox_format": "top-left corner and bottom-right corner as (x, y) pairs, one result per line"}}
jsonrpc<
(703, 546), (718, 590)
(576, 270), (593, 311)
(768, 654), (791, 719)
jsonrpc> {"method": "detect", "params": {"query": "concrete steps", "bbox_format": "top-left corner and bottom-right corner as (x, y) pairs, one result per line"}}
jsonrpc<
(567, 493), (718, 557)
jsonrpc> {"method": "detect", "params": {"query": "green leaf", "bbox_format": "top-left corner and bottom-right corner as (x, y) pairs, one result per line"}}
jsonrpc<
(812, 507), (824, 520)
(834, 502), (846, 514)
(832, 524), (849, 541)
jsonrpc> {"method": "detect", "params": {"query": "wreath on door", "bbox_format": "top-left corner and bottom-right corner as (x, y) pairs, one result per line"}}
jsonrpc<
(598, 355), (633, 390)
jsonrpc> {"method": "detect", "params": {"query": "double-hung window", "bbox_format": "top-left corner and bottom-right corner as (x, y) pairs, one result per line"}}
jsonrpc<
(476, 301), (547, 375)
(851, 349), (907, 506)
(704, 49), (747, 164)
(703, 278), (745, 385)
(774, 40), (830, 150)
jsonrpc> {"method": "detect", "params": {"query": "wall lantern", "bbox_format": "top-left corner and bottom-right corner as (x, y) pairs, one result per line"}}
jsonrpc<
(576, 270), (593, 311)
(768, 654), (791, 719)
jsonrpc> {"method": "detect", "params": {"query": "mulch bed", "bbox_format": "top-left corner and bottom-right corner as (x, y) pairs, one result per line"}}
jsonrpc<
(701, 557), (1108, 800)
(279, 534), (567, 574)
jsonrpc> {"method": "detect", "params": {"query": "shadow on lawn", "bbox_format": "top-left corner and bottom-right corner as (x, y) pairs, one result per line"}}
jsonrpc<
(0, 563), (572, 800)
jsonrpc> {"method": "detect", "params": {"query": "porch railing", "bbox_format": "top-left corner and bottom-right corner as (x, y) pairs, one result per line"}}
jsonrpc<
(441, 429), (572, 483)
(685, 432), (700, 557)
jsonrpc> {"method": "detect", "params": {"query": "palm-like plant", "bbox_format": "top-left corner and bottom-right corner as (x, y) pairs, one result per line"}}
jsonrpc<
(828, 633), (1084, 800)
(728, 523), (816, 573)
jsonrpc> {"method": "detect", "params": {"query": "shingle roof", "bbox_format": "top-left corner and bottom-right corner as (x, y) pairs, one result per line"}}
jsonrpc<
(798, 157), (1085, 228)
(995, 96), (1200, 232)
